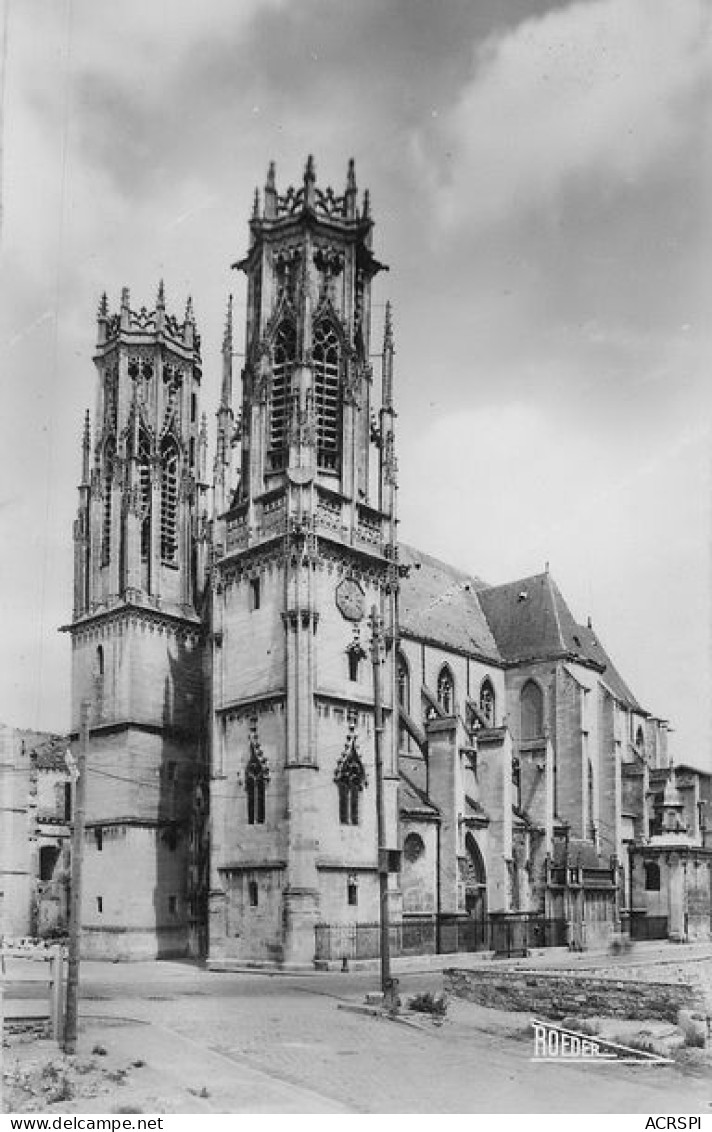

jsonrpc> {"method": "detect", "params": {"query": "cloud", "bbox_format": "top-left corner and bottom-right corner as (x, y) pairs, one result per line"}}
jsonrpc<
(423, 0), (712, 230)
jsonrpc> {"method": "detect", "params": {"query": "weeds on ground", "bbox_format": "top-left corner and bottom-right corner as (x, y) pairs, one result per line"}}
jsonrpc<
(407, 992), (448, 1018)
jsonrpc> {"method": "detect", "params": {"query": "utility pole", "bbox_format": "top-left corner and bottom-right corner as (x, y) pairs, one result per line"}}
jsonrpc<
(64, 700), (89, 1054)
(369, 605), (392, 998)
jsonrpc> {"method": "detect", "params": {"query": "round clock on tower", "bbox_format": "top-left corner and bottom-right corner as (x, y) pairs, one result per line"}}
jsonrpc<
(335, 577), (365, 622)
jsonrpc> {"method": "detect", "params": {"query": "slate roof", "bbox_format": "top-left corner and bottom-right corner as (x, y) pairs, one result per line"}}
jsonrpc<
(477, 572), (581, 663)
(398, 548), (644, 713)
(477, 571), (644, 711)
(398, 544), (500, 661)
(572, 620), (644, 712)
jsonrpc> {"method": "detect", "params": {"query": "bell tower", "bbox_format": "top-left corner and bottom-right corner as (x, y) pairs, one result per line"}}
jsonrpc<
(66, 285), (209, 959)
(209, 159), (401, 967)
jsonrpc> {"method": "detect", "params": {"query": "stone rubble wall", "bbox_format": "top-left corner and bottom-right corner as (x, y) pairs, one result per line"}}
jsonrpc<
(444, 965), (699, 1022)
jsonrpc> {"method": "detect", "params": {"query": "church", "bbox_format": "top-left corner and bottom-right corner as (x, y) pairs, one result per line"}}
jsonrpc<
(63, 158), (711, 965)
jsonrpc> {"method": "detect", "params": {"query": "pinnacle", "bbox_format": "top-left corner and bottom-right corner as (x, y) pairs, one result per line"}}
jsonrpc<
(222, 294), (233, 350)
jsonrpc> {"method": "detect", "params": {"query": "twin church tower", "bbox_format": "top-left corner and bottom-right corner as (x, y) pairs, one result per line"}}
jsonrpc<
(67, 159), (401, 963)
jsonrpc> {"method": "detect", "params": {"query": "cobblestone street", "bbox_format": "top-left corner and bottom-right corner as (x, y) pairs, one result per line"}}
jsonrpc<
(5, 944), (712, 1114)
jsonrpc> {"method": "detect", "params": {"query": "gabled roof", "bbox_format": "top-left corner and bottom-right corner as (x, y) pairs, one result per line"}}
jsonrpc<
(476, 571), (644, 712)
(398, 544), (500, 661)
(573, 621), (644, 712)
(478, 572), (580, 663)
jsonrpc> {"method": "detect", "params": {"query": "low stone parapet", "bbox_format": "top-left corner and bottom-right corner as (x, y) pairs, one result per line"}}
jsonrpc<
(444, 966), (698, 1022)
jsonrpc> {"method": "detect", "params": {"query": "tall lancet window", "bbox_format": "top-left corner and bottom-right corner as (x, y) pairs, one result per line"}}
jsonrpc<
(270, 321), (296, 470)
(312, 320), (341, 470)
(138, 430), (152, 561)
(101, 438), (115, 566)
(160, 436), (179, 564)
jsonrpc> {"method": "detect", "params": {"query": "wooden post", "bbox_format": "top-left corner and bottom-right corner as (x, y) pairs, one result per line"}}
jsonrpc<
(369, 606), (392, 999)
(0, 983), (4, 1114)
(50, 944), (64, 1043)
(64, 703), (89, 1054)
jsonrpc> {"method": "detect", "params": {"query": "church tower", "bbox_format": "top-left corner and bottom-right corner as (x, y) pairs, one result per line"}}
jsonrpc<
(66, 286), (208, 959)
(208, 158), (401, 966)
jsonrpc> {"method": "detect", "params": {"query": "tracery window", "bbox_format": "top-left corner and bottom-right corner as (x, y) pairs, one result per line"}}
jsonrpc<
(245, 753), (267, 825)
(270, 321), (296, 469)
(437, 666), (455, 715)
(479, 678), (495, 726)
(160, 437), (179, 563)
(521, 680), (544, 740)
(397, 653), (410, 711)
(337, 750), (366, 826)
(312, 320), (341, 470)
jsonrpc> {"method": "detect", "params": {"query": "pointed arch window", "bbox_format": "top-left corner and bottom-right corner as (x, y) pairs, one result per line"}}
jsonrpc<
(312, 319), (341, 470)
(521, 679), (544, 741)
(270, 321), (296, 469)
(437, 665), (455, 715)
(245, 751), (267, 825)
(397, 652), (410, 711)
(336, 750), (366, 826)
(138, 430), (152, 561)
(479, 678), (496, 726)
(160, 436), (179, 564)
(101, 438), (115, 566)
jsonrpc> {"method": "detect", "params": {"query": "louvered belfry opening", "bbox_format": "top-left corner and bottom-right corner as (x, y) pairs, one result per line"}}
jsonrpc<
(101, 437), (115, 566)
(312, 319), (340, 470)
(269, 321), (296, 470)
(160, 436), (179, 564)
(138, 430), (152, 561)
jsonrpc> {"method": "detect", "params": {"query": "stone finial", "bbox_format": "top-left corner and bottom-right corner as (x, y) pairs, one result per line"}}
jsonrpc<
(97, 292), (108, 319)
(362, 188), (371, 219)
(82, 409), (91, 484)
(345, 158), (357, 218)
(252, 188), (260, 220)
(185, 295), (195, 324)
(157, 279), (166, 309)
(382, 301), (394, 411)
(264, 161), (277, 219)
(222, 294), (233, 354)
(304, 155), (317, 208)
(120, 286), (131, 331)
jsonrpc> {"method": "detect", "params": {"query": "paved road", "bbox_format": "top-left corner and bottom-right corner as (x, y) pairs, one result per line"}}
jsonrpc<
(51, 961), (711, 1114)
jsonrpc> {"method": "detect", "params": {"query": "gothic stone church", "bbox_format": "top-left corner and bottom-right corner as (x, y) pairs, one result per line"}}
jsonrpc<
(66, 159), (711, 964)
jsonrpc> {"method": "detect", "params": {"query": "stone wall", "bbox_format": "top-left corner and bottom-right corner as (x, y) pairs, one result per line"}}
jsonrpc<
(444, 966), (697, 1022)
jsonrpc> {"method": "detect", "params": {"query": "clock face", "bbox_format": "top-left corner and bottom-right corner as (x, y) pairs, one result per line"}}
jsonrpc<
(335, 577), (365, 622)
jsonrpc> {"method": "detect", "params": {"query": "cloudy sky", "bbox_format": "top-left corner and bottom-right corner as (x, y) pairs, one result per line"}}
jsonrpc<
(1, 0), (710, 770)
